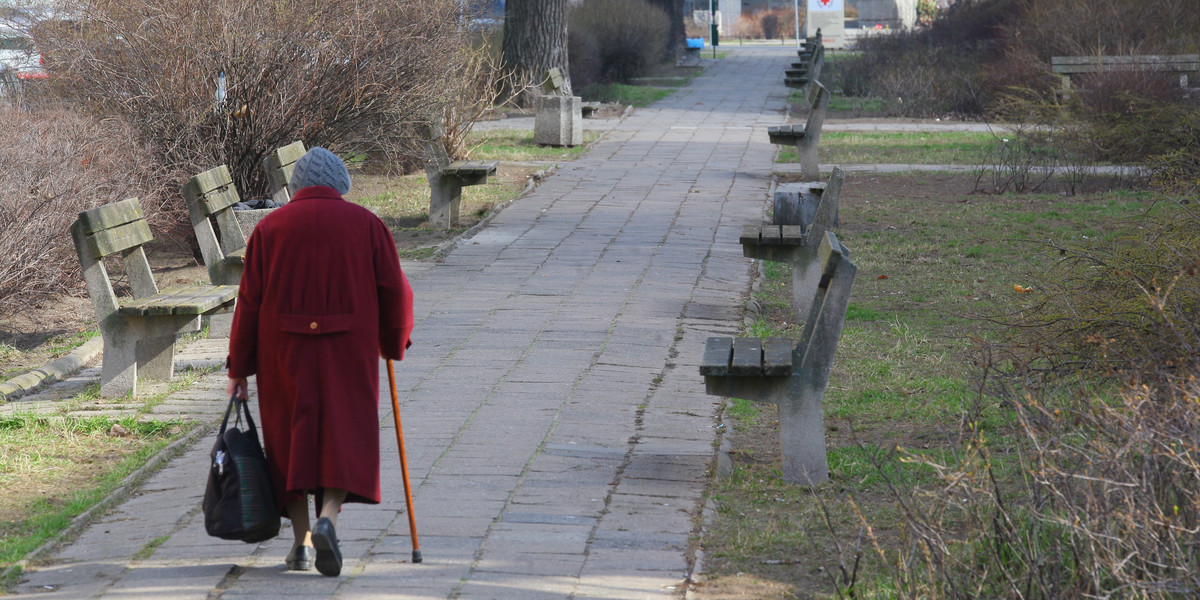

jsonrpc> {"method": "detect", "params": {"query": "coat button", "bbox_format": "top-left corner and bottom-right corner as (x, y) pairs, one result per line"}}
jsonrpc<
(310, 321), (318, 330)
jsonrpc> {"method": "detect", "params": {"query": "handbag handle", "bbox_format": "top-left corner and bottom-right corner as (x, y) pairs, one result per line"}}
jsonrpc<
(218, 394), (260, 437)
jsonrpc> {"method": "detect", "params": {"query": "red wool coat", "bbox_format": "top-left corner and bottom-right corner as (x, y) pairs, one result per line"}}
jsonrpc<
(227, 186), (413, 511)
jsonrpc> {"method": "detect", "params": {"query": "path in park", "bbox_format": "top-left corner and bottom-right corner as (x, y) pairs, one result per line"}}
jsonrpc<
(11, 46), (792, 599)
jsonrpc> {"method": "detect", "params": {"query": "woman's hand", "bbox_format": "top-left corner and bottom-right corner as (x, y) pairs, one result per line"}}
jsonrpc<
(226, 377), (249, 402)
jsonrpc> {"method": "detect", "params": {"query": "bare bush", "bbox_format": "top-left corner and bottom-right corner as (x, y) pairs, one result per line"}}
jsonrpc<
(1014, 0), (1200, 57)
(0, 107), (167, 317)
(42, 0), (473, 198)
(568, 0), (669, 90)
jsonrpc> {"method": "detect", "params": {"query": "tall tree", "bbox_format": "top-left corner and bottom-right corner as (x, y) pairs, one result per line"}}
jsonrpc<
(501, 0), (571, 105)
(646, 0), (685, 62)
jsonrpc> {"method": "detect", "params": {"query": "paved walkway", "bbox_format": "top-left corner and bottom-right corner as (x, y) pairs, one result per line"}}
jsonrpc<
(11, 46), (792, 598)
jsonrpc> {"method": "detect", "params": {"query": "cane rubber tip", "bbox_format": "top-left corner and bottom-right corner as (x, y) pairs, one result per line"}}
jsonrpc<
(412, 549), (423, 564)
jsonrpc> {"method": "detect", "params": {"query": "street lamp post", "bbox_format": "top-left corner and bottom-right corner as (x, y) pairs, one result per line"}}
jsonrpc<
(794, 0), (801, 48)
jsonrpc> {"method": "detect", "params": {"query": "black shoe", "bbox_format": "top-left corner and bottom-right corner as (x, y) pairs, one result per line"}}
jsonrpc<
(312, 517), (343, 577)
(285, 545), (315, 571)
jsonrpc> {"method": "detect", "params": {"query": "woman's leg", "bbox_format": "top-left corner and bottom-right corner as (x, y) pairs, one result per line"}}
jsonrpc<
(318, 488), (349, 527)
(286, 496), (313, 548)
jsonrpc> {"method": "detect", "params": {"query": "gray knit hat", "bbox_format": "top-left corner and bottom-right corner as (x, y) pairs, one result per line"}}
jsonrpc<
(290, 147), (352, 195)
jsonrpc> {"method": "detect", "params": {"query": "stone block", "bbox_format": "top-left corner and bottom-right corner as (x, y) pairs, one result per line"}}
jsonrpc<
(233, 208), (275, 233)
(534, 95), (583, 147)
(773, 182), (824, 228)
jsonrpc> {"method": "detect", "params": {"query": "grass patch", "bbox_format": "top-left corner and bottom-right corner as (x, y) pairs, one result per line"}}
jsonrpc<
(0, 414), (191, 574)
(580, 82), (672, 107)
(778, 131), (1000, 165)
(466, 128), (603, 162)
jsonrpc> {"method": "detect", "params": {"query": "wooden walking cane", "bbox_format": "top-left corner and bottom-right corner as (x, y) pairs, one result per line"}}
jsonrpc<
(386, 359), (422, 563)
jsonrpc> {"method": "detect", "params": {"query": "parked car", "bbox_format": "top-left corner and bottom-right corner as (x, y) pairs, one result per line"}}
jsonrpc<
(0, 28), (47, 80)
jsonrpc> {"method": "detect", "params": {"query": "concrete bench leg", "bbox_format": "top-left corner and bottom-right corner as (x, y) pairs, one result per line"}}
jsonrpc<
(99, 315), (201, 398)
(99, 332), (139, 398)
(428, 175), (462, 229)
(205, 312), (233, 338)
(778, 383), (830, 484)
(136, 334), (178, 382)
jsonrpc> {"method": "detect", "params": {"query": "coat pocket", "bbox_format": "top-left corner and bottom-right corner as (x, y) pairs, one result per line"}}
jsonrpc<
(277, 313), (355, 336)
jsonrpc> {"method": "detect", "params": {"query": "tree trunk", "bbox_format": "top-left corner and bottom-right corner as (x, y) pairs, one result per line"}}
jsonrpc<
(501, 0), (571, 106)
(646, 0), (686, 62)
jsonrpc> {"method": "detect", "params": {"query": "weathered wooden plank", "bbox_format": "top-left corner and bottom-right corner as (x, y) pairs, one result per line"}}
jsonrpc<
(759, 225), (782, 245)
(273, 140), (307, 168)
(445, 160), (498, 177)
(119, 285), (189, 313)
(186, 165), (234, 196)
(1052, 54), (1200, 74)
(77, 198), (144, 234)
(739, 225), (762, 246)
(762, 337), (794, 376)
(699, 337), (733, 377)
(779, 225), (805, 245)
(768, 126), (805, 145)
(119, 285), (236, 316)
(201, 187), (241, 215)
(85, 219), (153, 259)
(729, 337), (763, 376)
(224, 247), (246, 265)
(184, 166), (241, 216)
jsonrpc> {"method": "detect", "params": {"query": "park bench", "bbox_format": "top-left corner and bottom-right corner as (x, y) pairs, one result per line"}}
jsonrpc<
(701, 230), (857, 485)
(184, 164), (249, 287)
(787, 36), (825, 100)
(71, 198), (237, 398)
(428, 160), (499, 228)
(768, 81), (830, 181)
(423, 120), (500, 229)
(262, 140), (306, 204)
(746, 168), (844, 324)
(1051, 54), (1199, 92)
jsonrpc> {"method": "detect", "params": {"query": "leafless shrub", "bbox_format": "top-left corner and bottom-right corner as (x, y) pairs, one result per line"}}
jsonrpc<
(0, 107), (167, 317)
(41, 0), (473, 199)
(568, 0), (670, 90)
(441, 41), (512, 165)
(972, 128), (1057, 194)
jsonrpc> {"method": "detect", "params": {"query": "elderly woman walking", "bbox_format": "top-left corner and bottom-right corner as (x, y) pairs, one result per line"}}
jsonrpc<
(225, 147), (414, 576)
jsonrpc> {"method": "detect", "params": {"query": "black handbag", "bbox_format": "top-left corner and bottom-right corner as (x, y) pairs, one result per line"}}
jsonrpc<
(203, 396), (280, 543)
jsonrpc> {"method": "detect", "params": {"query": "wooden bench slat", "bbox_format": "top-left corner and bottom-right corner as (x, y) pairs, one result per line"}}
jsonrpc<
(77, 198), (145, 234)
(184, 166), (241, 215)
(444, 160), (499, 176)
(85, 219), (154, 259)
(739, 224), (763, 246)
(780, 225), (804, 245)
(699, 337), (733, 376)
(740, 225), (808, 248)
(119, 284), (189, 312)
(271, 140), (307, 168)
(1052, 54), (1199, 71)
(730, 337), (763, 376)
(762, 337), (794, 376)
(186, 165), (234, 196)
(119, 284), (238, 316)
